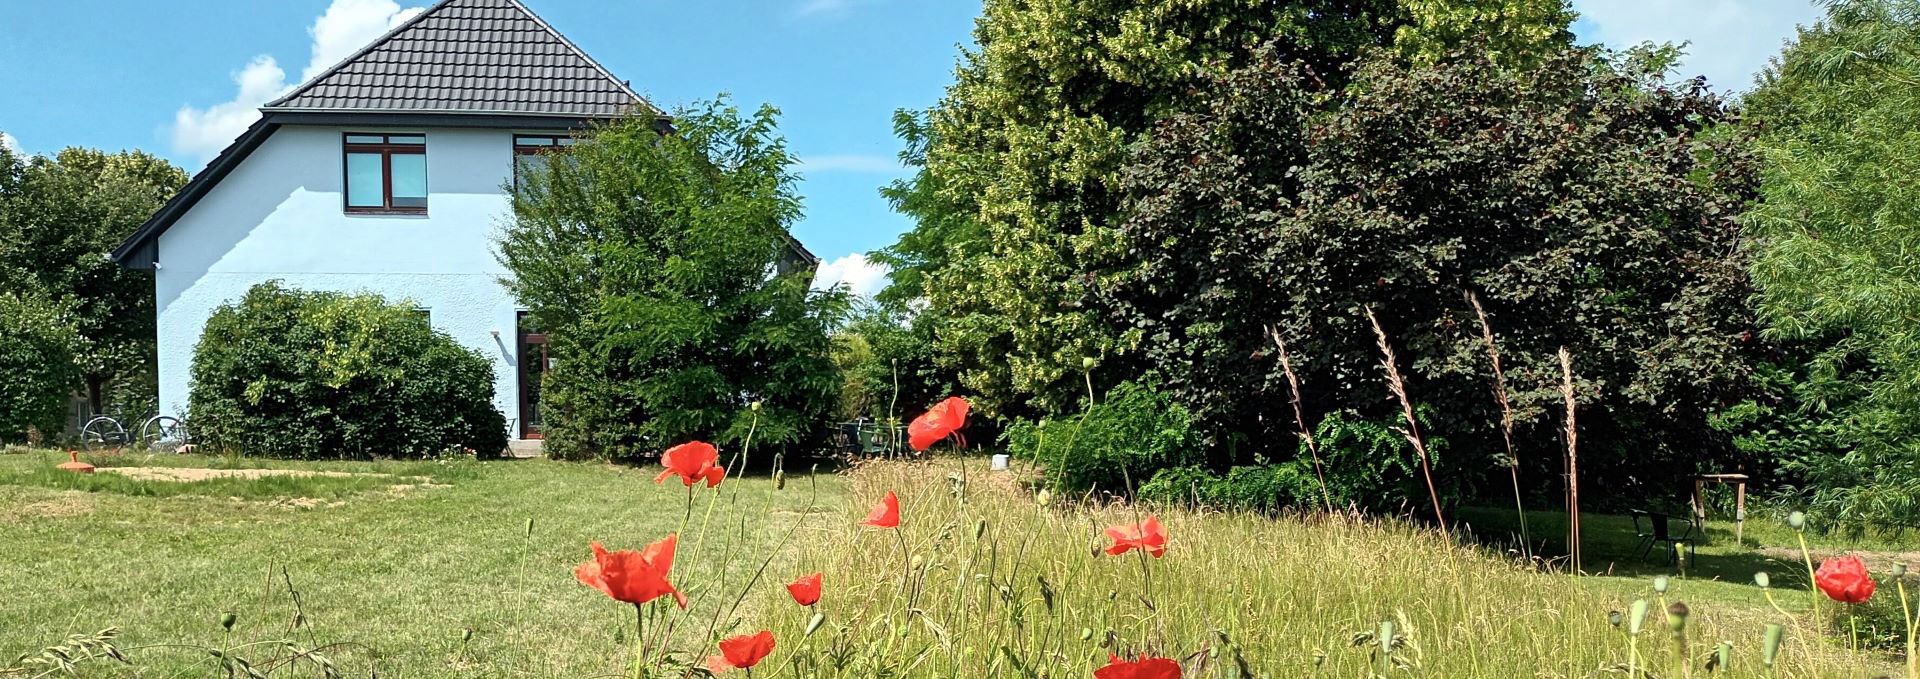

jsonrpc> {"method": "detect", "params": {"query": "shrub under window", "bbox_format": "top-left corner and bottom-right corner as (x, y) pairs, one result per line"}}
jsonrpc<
(188, 282), (505, 459)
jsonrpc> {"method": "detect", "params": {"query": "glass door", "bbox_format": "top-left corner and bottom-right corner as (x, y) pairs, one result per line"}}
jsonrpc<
(517, 312), (548, 440)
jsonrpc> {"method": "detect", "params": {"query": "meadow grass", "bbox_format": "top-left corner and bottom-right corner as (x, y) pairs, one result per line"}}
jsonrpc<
(0, 450), (841, 677)
(751, 459), (1883, 678)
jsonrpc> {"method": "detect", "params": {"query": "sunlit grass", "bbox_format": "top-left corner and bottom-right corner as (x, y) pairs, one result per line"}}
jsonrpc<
(754, 458), (1881, 678)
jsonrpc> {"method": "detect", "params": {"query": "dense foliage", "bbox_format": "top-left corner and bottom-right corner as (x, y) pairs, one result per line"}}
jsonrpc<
(0, 144), (186, 414)
(0, 291), (80, 442)
(188, 282), (506, 459)
(829, 303), (953, 423)
(1101, 46), (1761, 501)
(1742, 0), (1920, 526)
(1004, 381), (1203, 495)
(498, 102), (845, 461)
(1140, 409), (1453, 512)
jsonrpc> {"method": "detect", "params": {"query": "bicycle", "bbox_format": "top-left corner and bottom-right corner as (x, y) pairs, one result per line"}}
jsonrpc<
(80, 410), (190, 453)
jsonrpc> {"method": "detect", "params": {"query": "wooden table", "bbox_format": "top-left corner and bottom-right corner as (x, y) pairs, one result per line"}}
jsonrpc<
(1691, 473), (1751, 543)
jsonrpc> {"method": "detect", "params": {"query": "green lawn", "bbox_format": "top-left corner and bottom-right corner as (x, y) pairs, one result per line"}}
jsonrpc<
(0, 449), (842, 677)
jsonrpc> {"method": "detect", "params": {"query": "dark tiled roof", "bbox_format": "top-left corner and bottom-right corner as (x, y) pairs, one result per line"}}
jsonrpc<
(263, 0), (650, 117)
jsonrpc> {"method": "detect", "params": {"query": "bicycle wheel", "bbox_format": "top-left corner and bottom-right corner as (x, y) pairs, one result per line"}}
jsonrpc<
(140, 415), (188, 452)
(81, 416), (127, 451)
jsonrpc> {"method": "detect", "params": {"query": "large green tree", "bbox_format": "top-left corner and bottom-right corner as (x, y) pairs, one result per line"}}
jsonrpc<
(0, 143), (187, 413)
(1743, 0), (1920, 525)
(497, 102), (845, 461)
(1102, 45), (1762, 498)
(878, 0), (1579, 418)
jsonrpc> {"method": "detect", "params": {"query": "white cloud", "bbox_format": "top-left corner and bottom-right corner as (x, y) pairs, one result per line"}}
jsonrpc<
(0, 132), (19, 155)
(812, 252), (891, 298)
(1572, 0), (1823, 93)
(170, 0), (424, 162)
(800, 154), (905, 173)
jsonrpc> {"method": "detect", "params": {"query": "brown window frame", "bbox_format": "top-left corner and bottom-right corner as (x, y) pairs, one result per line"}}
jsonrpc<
(343, 132), (428, 215)
(512, 134), (575, 186)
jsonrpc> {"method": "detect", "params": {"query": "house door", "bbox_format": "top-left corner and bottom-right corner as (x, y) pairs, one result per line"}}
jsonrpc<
(517, 313), (548, 440)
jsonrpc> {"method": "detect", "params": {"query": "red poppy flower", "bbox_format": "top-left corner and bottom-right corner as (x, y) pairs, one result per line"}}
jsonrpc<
(1104, 515), (1168, 558)
(707, 631), (775, 673)
(787, 572), (822, 607)
(908, 397), (970, 451)
(1094, 654), (1182, 679)
(655, 441), (726, 488)
(573, 535), (687, 608)
(1815, 555), (1876, 604)
(862, 490), (900, 529)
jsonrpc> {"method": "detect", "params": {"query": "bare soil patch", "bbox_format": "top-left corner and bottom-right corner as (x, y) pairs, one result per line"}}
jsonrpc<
(1759, 546), (1920, 571)
(96, 467), (407, 483)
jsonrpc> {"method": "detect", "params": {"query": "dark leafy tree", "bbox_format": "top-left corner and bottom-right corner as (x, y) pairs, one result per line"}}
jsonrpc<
(0, 291), (81, 442)
(0, 145), (187, 414)
(497, 102), (845, 461)
(1103, 45), (1763, 501)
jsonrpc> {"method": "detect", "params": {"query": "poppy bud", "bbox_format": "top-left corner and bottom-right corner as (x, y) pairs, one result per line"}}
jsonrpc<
(1714, 640), (1732, 672)
(220, 612), (237, 631)
(1628, 599), (1649, 635)
(1653, 576), (1669, 594)
(1082, 356), (1097, 371)
(1666, 602), (1690, 632)
(974, 519), (986, 539)
(1607, 610), (1623, 628)
(1753, 571), (1770, 588)
(1788, 511), (1807, 531)
(805, 612), (826, 637)
(774, 470), (786, 490)
(462, 627), (474, 642)
(524, 517), (535, 539)
(1761, 624), (1785, 667)
(1894, 563), (1908, 578)
(751, 400), (763, 412)
(1080, 627), (1093, 641)
(1036, 489), (1053, 507)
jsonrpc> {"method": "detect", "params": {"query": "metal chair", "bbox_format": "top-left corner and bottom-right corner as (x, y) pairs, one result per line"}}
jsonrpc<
(1630, 509), (1700, 564)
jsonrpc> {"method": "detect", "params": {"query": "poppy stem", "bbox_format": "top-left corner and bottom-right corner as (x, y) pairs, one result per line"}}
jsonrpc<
(1798, 533), (1820, 624)
(1898, 576), (1916, 679)
(631, 603), (646, 679)
(896, 526), (911, 599)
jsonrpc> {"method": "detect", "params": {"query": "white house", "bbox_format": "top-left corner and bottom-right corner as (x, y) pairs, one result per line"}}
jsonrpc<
(113, 0), (814, 443)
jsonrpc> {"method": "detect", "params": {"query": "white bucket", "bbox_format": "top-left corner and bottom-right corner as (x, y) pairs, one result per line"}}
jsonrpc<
(990, 454), (1011, 471)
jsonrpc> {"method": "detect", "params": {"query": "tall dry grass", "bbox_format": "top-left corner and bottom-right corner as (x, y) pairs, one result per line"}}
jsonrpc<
(750, 460), (1869, 678)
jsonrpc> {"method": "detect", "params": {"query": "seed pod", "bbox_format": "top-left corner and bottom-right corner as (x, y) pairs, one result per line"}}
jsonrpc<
(220, 612), (237, 631)
(751, 401), (763, 412)
(805, 612), (826, 637)
(1607, 610), (1623, 628)
(1753, 571), (1770, 588)
(462, 627), (474, 642)
(1036, 489), (1053, 507)
(1628, 599), (1649, 635)
(1762, 623), (1785, 667)
(1666, 602), (1690, 632)
(1894, 563), (1908, 578)
(1653, 576), (1669, 594)
(1714, 640), (1732, 673)
(1787, 511), (1807, 531)
(1082, 356), (1097, 371)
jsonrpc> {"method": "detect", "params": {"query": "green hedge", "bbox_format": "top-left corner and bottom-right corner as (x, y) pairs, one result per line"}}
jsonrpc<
(0, 292), (79, 442)
(188, 282), (506, 458)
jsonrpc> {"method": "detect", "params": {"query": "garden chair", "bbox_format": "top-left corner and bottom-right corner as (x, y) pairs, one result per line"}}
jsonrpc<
(1629, 509), (1701, 564)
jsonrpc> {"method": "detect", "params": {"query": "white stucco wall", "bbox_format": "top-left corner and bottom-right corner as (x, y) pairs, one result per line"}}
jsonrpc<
(153, 124), (544, 438)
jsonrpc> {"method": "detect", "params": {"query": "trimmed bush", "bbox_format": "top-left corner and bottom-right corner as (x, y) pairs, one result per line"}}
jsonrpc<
(188, 282), (506, 458)
(0, 292), (79, 442)
(1006, 380), (1202, 495)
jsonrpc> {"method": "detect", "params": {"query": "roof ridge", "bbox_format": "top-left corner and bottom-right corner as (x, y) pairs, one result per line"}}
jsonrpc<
(263, 0), (454, 110)
(501, 0), (659, 116)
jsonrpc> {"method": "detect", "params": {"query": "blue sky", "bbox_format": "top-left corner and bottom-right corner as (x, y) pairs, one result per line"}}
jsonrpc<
(0, 0), (1824, 296)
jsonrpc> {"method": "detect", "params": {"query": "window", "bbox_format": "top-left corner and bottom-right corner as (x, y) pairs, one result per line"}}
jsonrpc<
(512, 134), (576, 185)
(343, 133), (427, 213)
